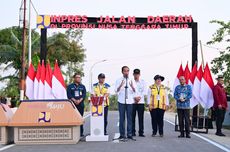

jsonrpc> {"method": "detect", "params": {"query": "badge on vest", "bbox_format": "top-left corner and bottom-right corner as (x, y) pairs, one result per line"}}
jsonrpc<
(157, 95), (161, 101)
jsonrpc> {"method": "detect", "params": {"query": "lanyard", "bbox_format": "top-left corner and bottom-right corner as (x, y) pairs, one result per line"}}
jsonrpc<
(156, 85), (161, 95)
(98, 84), (104, 95)
(74, 84), (81, 95)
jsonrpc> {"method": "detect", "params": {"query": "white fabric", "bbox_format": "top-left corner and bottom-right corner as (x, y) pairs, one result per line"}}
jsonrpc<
(133, 79), (147, 104)
(115, 77), (136, 104)
(200, 79), (214, 108)
(44, 81), (55, 99)
(173, 78), (180, 94)
(189, 80), (199, 108)
(25, 77), (34, 99)
(52, 76), (67, 99)
(33, 78), (39, 99)
(38, 81), (45, 99)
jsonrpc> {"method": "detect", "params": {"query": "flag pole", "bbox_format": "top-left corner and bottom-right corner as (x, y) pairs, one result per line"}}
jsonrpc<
(28, 0), (32, 65)
(199, 40), (207, 129)
(20, 0), (27, 101)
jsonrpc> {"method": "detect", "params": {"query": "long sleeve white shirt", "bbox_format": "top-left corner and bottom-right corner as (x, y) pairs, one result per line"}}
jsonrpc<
(133, 79), (147, 104)
(115, 77), (136, 104)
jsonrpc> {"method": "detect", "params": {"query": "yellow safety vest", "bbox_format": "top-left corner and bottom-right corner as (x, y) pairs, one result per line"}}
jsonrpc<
(93, 83), (110, 106)
(149, 84), (166, 110)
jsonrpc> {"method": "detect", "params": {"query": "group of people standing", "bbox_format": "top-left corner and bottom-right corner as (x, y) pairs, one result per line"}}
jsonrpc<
(114, 66), (170, 140)
(66, 66), (228, 139)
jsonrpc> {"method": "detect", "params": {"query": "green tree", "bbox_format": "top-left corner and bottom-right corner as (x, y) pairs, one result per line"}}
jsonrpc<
(207, 20), (230, 93)
(47, 29), (85, 83)
(0, 26), (86, 97)
(0, 26), (40, 99)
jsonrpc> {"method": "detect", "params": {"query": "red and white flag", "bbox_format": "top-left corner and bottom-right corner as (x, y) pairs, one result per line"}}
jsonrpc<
(52, 60), (67, 99)
(44, 62), (55, 99)
(189, 63), (198, 108)
(173, 63), (184, 93)
(184, 62), (191, 84)
(200, 63), (214, 108)
(25, 63), (36, 99)
(38, 60), (46, 99)
(192, 65), (203, 107)
(33, 62), (41, 99)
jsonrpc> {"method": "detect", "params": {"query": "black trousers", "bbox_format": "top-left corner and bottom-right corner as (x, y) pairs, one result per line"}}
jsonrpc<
(104, 106), (109, 134)
(150, 108), (165, 135)
(215, 108), (226, 134)
(132, 104), (145, 135)
(76, 105), (84, 136)
(177, 109), (190, 136)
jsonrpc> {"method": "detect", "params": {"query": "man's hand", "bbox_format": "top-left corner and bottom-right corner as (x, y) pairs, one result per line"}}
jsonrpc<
(117, 80), (125, 92)
(120, 80), (125, 87)
(165, 105), (169, 111)
(134, 96), (141, 103)
(179, 98), (185, 102)
(129, 80), (135, 92)
(149, 105), (153, 111)
(218, 104), (222, 109)
(75, 99), (81, 105)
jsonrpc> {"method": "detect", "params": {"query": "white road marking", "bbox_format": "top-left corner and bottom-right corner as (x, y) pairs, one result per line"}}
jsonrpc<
(164, 119), (230, 152)
(0, 144), (15, 151)
(191, 133), (230, 152)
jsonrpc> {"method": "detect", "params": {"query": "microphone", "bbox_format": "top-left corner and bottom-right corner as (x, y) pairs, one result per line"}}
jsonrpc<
(125, 75), (128, 100)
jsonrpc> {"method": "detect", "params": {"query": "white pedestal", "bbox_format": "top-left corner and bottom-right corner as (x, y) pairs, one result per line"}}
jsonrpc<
(86, 135), (109, 141)
(86, 98), (109, 142)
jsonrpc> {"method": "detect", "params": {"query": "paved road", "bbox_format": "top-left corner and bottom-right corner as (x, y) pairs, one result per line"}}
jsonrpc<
(1, 111), (228, 152)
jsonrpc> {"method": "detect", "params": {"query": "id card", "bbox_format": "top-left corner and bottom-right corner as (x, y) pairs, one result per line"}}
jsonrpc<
(157, 95), (161, 101)
(75, 91), (79, 97)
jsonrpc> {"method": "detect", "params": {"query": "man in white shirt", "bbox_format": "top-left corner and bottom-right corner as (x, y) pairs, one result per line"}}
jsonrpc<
(132, 69), (147, 137)
(115, 66), (136, 141)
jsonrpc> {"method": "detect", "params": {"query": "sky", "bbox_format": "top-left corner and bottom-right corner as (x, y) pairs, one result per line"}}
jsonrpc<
(0, 0), (229, 93)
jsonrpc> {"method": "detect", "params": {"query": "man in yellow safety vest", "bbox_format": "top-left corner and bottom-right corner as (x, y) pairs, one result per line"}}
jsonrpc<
(91, 73), (110, 135)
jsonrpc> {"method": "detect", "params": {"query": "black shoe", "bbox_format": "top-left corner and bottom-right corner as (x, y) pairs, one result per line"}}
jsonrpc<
(216, 132), (226, 136)
(186, 135), (191, 138)
(104, 133), (108, 135)
(118, 136), (125, 139)
(116, 136), (127, 142)
(178, 135), (184, 138)
(160, 134), (164, 137)
(139, 134), (145, 137)
(152, 133), (156, 137)
(80, 134), (84, 137)
(127, 136), (136, 141)
(132, 133), (136, 137)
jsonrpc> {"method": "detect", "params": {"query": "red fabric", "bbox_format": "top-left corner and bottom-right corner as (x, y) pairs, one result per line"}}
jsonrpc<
(196, 65), (203, 81)
(184, 63), (191, 84)
(40, 61), (46, 84)
(190, 63), (197, 84)
(91, 96), (104, 106)
(203, 63), (214, 89)
(27, 63), (36, 81)
(213, 83), (228, 109)
(53, 60), (66, 88)
(177, 64), (184, 78)
(45, 63), (53, 87)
